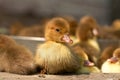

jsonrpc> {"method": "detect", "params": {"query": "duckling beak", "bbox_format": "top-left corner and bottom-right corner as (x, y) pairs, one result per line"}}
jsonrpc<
(107, 57), (119, 63)
(93, 29), (98, 36)
(62, 34), (73, 44)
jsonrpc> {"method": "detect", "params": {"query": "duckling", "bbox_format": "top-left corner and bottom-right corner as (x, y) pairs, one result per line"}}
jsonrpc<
(97, 45), (118, 68)
(0, 34), (36, 75)
(9, 21), (24, 35)
(112, 19), (120, 30)
(72, 45), (100, 73)
(34, 17), (82, 74)
(98, 19), (120, 39)
(97, 26), (118, 39)
(72, 44), (94, 66)
(72, 33), (100, 73)
(101, 48), (120, 73)
(110, 19), (120, 39)
(74, 16), (100, 65)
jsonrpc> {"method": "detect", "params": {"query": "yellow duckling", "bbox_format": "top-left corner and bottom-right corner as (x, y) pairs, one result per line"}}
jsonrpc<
(72, 44), (100, 73)
(73, 16), (100, 65)
(34, 17), (82, 74)
(101, 48), (120, 73)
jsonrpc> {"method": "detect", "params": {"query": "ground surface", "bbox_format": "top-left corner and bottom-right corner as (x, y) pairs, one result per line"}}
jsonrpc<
(0, 72), (120, 80)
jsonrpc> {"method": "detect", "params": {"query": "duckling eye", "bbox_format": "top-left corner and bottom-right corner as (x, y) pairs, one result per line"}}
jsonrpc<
(56, 29), (60, 32)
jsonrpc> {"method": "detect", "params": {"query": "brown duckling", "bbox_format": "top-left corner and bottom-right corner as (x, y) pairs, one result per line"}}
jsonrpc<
(9, 21), (24, 35)
(34, 17), (81, 74)
(0, 34), (36, 75)
(112, 19), (120, 30)
(98, 19), (120, 39)
(74, 16), (100, 65)
(72, 44), (94, 66)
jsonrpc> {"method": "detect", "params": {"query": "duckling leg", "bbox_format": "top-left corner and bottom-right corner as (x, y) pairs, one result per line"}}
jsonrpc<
(39, 69), (46, 78)
(39, 64), (47, 78)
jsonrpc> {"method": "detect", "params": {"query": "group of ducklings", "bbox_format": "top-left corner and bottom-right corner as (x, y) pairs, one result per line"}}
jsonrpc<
(0, 16), (120, 75)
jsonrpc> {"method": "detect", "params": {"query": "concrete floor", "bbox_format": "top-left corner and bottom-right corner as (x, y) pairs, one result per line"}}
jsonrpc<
(0, 72), (120, 80)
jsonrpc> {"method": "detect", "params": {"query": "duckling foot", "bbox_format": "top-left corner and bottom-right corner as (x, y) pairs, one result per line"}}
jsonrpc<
(39, 69), (46, 78)
(84, 60), (94, 66)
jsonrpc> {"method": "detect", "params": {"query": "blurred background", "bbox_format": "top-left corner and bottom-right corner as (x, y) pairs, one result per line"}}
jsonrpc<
(0, 0), (119, 36)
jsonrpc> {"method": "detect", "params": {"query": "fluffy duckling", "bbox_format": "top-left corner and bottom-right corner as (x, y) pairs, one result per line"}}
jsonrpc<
(97, 45), (118, 68)
(9, 21), (24, 35)
(112, 19), (120, 30)
(101, 48), (120, 73)
(72, 44), (94, 66)
(110, 19), (120, 39)
(72, 45), (100, 73)
(34, 17), (82, 74)
(0, 34), (36, 75)
(98, 19), (120, 39)
(74, 16), (100, 65)
(97, 26), (117, 39)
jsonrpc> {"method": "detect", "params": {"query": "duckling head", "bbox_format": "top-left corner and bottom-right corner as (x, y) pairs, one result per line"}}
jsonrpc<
(112, 19), (120, 30)
(101, 48), (120, 73)
(45, 17), (73, 44)
(107, 48), (120, 63)
(76, 16), (99, 41)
